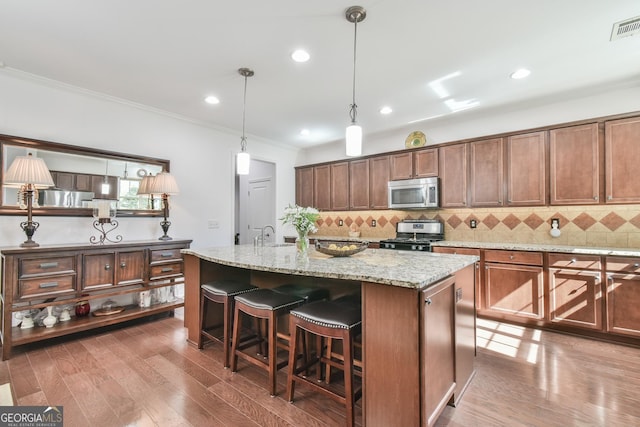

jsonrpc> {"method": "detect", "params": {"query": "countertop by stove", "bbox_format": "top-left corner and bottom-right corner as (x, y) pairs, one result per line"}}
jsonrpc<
(431, 240), (640, 257)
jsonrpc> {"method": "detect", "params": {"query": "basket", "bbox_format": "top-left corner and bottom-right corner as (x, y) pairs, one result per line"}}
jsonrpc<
(315, 240), (369, 257)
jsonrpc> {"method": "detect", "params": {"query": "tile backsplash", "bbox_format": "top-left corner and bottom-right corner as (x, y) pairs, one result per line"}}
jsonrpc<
(314, 204), (640, 249)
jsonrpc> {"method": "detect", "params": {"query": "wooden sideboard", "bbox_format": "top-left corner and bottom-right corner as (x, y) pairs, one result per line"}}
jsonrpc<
(0, 239), (191, 360)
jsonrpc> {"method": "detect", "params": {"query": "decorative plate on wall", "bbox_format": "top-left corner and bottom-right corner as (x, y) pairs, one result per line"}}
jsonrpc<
(405, 131), (426, 148)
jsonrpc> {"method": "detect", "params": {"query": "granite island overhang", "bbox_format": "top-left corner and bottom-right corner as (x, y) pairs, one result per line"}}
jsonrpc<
(182, 244), (478, 427)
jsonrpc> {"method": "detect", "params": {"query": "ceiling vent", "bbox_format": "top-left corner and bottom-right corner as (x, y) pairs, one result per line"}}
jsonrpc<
(610, 16), (640, 41)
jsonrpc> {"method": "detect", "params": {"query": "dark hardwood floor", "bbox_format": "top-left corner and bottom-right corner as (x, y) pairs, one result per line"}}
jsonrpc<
(2, 310), (639, 426)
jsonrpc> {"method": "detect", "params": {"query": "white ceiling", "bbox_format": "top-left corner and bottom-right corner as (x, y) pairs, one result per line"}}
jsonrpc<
(1, 1), (639, 149)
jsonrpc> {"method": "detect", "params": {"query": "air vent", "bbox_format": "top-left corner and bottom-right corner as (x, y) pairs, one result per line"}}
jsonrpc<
(611, 16), (640, 41)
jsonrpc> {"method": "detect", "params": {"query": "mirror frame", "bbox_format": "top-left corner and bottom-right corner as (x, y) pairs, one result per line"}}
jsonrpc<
(0, 133), (170, 217)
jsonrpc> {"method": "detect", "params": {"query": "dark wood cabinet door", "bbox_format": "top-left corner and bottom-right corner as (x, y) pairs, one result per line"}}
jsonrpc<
(414, 148), (438, 177)
(549, 268), (602, 330)
(606, 272), (640, 337)
(369, 155), (390, 209)
(330, 162), (349, 210)
(75, 174), (92, 191)
(83, 253), (115, 290)
(313, 164), (331, 211)
(484, 262), (544, 321)
(507, 131), (547, 206)
(549, 123), (599, 205)
(52, 171), (74, 190)
(349, 159), (369, 210)
(470, 138), (504, 207)
(439, 144), (468, 208)
(605, 116), (640, 203)
(389, 152), (413, 180)
(295, 166), (314, 207)
(421, 276), (456, 426)
(116, 250), (146, 286)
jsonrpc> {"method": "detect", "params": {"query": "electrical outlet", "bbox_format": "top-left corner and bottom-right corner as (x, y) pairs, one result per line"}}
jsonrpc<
(470, 219), (477, 229)
(207, 219), (220, 229)
(338, 219), (344, 226)
(371, 219), (376, 227)
(551, 218), (560, 228)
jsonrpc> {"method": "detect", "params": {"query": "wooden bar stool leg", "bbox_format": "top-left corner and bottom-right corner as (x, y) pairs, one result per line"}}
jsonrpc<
(198, 293), (207, 349)
(324, 337), (333, 382)
(343, 329), (355, 427)
(230, 305), (242, 372)
(286, 317), (299, 402)
(268, 311), (278, 396)
(222, 298), (232, 368)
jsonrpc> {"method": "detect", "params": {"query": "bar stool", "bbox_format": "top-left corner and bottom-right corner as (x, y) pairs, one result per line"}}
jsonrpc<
(199, 280), (257, 368)
(273, 283), (330, 304)
(325, 293), (363, 383)
(230, 288), (305, 396)
(286, 300), (363, 427)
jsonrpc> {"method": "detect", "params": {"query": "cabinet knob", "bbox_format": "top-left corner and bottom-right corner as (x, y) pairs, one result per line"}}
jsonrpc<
(634, 263), (640, 268)
(425, 298), (432, 305)
(509, 255), (514, 260)
(570, 258), (576, 264)
(607, 195), (612, 200)
(105, 264), (111, 270)
(120, 262), (126, 268)
(594, 196), (598, 201)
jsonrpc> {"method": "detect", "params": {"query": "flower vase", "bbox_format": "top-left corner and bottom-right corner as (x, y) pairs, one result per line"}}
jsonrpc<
(295, 232), (310, 255)
(43, 306), (57, 328)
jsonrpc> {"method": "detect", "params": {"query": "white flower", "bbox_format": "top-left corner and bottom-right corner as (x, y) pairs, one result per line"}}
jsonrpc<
(280, 204), (320, 235)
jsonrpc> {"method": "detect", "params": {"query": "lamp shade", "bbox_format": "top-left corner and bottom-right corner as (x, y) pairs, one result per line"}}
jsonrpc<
(3, 153), (54, 188)
(149, 171), (179, 195)
(345, 124), (362, 157)
(237, 152), (250, 175)
(137, 174), (155, 195)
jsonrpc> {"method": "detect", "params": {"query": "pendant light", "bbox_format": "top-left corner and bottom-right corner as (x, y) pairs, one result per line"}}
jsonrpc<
(345, 6), (366, 157)
(236, 67), (254, 175)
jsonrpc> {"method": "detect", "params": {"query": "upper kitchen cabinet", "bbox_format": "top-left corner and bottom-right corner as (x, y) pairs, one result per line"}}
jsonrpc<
(605, 116), (640, 204)
(506, 131), (547, 206)
(330, 162), (350, 211)
(390, 148), (438, 180)
(439, 144), (468, 208)
(369, 155), (390, 209)
(295, 166), (314, 208)
(349, 159), (370, 210)
(313, 164), (331, 210)
(549, 123), (600, 205)
(470, 138), (504, 207)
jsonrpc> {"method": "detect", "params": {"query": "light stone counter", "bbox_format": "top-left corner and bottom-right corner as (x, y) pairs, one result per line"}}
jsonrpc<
(432, 241), (640, 257)
(182, 244), (477, 290)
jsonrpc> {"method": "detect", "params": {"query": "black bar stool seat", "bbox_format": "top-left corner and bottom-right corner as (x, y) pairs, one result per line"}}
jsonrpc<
(199, 280), (257, 368)
(273, 283), (330, 303)
(230, 288), (305, 396)
(286, 300), (363, 427)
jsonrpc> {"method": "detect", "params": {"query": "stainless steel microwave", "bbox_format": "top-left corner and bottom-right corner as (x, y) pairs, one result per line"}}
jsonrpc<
(388, 177), (439, 209)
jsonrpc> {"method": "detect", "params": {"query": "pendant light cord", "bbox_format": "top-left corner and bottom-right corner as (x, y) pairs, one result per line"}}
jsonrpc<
(349, 18), (359, 124)
(241, 74), (248, 152)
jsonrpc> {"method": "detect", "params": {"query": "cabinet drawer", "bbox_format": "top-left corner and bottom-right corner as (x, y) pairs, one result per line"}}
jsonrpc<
(548, 253), (601, 270)
(484, 249), (542, 266)
(433, 247), (481, 256)
(20, 256), (75, 277)
(150, 249), (182, 263)
(606, 257), (640, 273)
(150, 262), (183, 280)
(19, 275), (75, 299)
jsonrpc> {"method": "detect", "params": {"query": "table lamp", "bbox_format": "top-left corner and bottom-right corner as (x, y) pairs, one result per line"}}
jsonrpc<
(3, 153), (54, 247)
(149, 171), (179, 240)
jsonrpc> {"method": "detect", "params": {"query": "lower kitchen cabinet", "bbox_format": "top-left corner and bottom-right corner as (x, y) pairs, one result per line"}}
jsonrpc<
(483, 250), (544, 322)
(548, 253), (602, 330)
(605, 256), (640, 338)
(0, 239), (192, 360)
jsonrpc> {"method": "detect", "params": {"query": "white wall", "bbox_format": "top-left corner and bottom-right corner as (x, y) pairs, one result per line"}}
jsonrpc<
(0, 70), (299, 249)
(299, 82), (640, 165)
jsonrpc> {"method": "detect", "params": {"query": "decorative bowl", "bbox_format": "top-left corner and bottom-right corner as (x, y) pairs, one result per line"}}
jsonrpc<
(315, 240), (369, 257)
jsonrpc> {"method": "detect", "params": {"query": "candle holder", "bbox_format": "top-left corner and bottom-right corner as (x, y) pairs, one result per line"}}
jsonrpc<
(90, 199), (122, 244)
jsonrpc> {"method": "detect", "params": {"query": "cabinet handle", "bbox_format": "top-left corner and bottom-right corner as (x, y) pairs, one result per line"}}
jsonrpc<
(425, 298), (432, 305)
(39, 282), (59, 288)
(105, 264), (111, 270)
(161, 267), (173, 273)
(39, 262), (59, 269)
(634, 263), (639, 268)
(160, 252), (173, 258)
(594, 196), (598, 201)
(570, 258), (576, 264)
(120, 262), (126, 268)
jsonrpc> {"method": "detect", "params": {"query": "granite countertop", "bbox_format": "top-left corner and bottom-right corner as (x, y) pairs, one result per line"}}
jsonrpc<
(287, 235), (385, 243)
(183, 244), (477, 290)
(432, 240), (640, 257)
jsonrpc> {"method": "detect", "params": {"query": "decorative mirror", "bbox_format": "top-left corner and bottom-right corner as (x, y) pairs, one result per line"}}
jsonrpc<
(1, 134), (170, 217)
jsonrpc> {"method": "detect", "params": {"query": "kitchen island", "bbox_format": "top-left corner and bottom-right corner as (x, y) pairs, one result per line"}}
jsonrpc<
(182, 244), (478, 427)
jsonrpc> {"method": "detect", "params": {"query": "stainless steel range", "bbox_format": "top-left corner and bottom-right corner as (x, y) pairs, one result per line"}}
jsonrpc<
(379, 219), (444, 251)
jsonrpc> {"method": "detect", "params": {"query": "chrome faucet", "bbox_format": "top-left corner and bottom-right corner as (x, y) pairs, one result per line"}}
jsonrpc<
(253, 225), (276, 246)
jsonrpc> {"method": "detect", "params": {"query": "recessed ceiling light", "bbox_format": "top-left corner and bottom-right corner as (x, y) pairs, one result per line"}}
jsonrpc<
(379, 106), (393, 115)
(300, 129), (311, 136)
(204, 95), (220, 105)
(291, 49), (310, 63)
(510, 68), (531, 79)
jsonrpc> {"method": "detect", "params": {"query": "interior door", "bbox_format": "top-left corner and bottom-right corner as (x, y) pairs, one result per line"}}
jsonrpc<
(246, 177), (275, 245)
